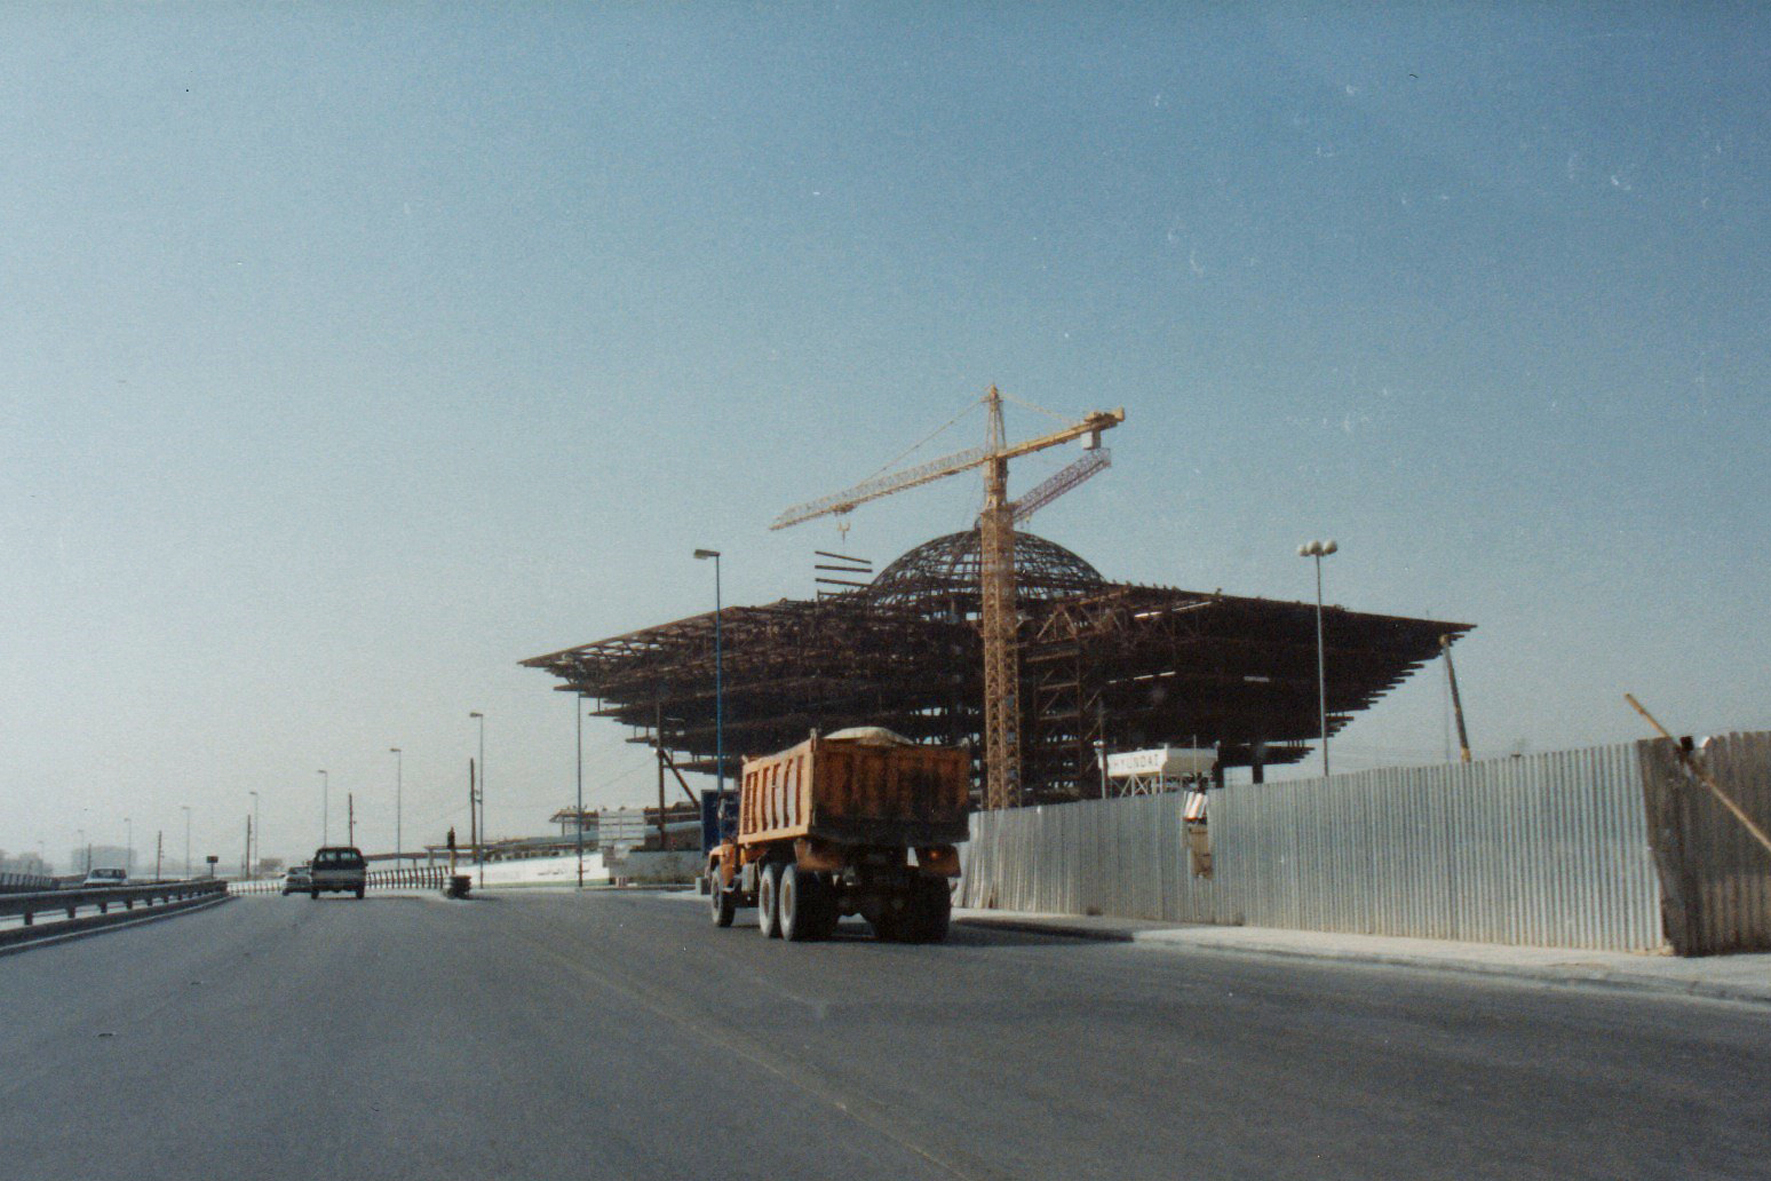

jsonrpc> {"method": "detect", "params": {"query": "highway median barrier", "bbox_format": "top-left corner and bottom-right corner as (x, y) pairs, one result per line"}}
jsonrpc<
(0, 879), (229, 949)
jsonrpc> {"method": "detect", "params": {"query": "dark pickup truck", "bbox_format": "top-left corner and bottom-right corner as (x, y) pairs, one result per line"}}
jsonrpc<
(308, 846), (367, 899)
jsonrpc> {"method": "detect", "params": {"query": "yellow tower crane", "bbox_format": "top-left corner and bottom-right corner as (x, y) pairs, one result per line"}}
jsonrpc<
(771, 387), (1125, 809)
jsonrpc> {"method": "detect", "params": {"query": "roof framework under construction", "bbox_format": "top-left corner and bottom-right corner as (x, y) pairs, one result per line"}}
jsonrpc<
(523, 529), (1471, 806)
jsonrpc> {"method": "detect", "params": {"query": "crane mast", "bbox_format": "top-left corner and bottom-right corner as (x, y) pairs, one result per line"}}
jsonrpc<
(772, 386), (1124, 808)
(978, 390), (1022, 808)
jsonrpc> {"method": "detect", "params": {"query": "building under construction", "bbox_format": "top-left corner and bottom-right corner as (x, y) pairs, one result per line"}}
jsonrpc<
(523, 527), (1471, 806)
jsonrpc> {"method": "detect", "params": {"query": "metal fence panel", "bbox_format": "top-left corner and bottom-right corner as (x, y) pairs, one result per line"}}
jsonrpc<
(962, 742), (1668, 951)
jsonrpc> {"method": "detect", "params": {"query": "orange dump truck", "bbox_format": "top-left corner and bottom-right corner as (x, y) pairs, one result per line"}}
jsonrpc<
(706, 728), (970, 942)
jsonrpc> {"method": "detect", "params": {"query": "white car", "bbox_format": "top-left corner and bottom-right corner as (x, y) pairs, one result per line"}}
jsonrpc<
(81, 867), (129, 888)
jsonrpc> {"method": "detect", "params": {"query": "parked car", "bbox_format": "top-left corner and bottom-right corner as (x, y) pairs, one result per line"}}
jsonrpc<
(81, 867), (129, 888)
(282, 865), (312, 896)
(308, 846), (367, 899)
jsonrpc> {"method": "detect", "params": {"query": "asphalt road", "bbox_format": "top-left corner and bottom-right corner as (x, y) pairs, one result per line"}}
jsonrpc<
(2, 890), (1767, 1180)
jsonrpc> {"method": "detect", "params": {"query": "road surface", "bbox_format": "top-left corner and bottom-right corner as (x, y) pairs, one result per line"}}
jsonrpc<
(2, 890), (1766, 1179)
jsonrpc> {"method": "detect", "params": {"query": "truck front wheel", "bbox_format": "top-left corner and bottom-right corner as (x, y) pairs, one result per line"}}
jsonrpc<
(758, 863), (783, 939)
(709, 871), (736, 928)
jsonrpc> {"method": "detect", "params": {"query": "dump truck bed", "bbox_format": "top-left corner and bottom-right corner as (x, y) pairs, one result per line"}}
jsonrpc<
(738, 736), (970, 849)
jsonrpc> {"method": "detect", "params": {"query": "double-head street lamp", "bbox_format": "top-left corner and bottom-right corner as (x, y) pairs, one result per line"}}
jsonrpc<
(1296, 538), (1339, 777)
(693, 549), (725, 803)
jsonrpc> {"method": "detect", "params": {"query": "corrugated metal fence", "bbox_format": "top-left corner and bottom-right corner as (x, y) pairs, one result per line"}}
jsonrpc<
(959, 741), (1668, 952)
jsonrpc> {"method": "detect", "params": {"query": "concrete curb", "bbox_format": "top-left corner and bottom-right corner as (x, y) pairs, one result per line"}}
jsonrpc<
(954, 915), (1136, 943)
(955, 913), (1771, 1008)
(1132, 935), (1771, 1008)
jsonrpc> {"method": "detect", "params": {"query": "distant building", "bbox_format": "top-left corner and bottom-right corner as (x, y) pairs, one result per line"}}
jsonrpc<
(549, 807), (599, 841)
(0, 851), (51, 877)
(65, 844), (133, 876)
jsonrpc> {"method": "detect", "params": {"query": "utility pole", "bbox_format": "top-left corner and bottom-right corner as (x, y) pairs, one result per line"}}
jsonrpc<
(389, 748), (403, 868)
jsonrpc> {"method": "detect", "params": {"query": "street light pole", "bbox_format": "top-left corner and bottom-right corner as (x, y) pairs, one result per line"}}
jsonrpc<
(1296, 539), (1339, 778)
(180, 805), (192, 879)
(389, 748), (403, 867)
(693, 549), (725, 804)
(575, 694), (586, 890)
(125, 816), (133, 878)
(317, 770), (329, 845)
(469, 712), (485, 888)
(247, 793), (259, 879)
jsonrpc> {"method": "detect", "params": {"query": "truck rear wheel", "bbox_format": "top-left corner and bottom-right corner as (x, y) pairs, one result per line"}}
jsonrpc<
(810, 874), (842, 940)
(709, 870), (735, 927)
(779, 865), (818, 942)
(758, 863), (783, 938)
(913, 877), (952, 943)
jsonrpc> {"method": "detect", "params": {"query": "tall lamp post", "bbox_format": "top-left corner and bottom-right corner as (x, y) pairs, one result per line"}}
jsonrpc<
(1296, 538), (1339, 778)
(180, 805), (192, 879)
(693, 549), (725, 804)
(575, 694), (587, 889)
(125, 816), (133, 878)
(247, 793), (258, 879)
(469, 712), (485, 888)
(317, 770), (329, 845)
(389, 748), (403, 868)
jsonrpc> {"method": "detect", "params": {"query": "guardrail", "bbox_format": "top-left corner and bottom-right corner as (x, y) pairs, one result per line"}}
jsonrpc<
(0, 872), (58, 895)
(0, 879), (229, 948)
(229, 866), (451, 895)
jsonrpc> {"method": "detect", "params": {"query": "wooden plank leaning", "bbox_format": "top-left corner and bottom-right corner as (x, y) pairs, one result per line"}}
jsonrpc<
(1626, 693), (1771, 860)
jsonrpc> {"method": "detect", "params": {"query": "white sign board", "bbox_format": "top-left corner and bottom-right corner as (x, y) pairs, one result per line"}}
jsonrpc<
(1105, 746), (1216, 780)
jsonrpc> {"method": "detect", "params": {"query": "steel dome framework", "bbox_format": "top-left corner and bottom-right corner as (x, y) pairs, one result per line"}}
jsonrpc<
(523, 529), (1471, 806)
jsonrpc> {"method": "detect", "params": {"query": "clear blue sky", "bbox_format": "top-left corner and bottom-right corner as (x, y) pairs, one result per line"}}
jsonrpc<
(3, 5), (1766, 871)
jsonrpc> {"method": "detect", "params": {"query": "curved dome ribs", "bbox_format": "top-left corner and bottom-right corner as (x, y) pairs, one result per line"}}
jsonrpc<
(867, 529), (1106, 617)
